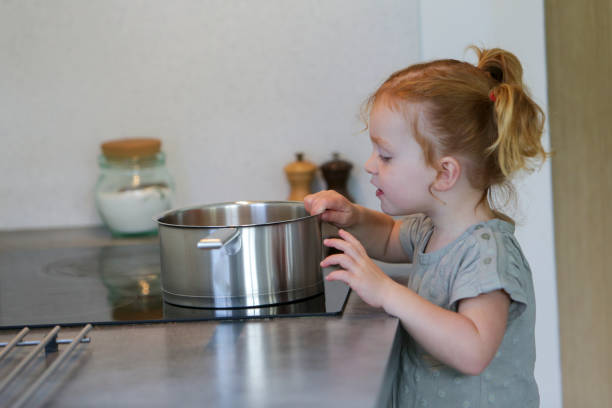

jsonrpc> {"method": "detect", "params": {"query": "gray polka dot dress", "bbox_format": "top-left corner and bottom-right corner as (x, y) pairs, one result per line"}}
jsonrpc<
(387, 214), (539, 408)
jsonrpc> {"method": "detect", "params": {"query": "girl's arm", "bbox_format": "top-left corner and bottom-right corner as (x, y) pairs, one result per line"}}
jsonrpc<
(304, 191), (410, 262)
(347, 204), (408, 262)
(323, 229), (510, 375)
(384, 283), (510, 375)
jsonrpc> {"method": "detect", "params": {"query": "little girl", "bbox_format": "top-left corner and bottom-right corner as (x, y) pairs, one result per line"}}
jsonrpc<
(304, 47), (546, 407)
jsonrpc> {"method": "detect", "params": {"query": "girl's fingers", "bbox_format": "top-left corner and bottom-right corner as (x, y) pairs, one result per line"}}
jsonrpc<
(320, 209), (350, 225)
(304, 195), (327, 215)
(325, 230), (367, 259)
(305, 191), (343, 215)
(323, 237), (360, 260)
(337, 229), (366, 255)
(320, 253), (356, 270)
(325, 269), (352, 285)
(303, 194), (315, 213)
(304, 191), (355, 227)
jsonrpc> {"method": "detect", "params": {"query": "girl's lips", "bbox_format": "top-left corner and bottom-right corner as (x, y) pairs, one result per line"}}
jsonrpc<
(376, 188), (384, 197)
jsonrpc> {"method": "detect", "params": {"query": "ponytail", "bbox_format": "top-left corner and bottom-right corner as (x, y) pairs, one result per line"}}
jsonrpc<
(474, 47), (548, 177)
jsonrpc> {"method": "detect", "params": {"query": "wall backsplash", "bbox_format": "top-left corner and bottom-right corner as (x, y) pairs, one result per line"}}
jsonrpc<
(0, 0), (419, 229)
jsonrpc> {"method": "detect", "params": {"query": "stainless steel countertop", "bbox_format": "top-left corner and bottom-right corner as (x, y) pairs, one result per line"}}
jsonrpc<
(0, 226), (405, 408)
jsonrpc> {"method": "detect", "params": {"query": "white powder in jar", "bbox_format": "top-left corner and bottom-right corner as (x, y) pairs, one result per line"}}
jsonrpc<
(96, 185), (172, 234)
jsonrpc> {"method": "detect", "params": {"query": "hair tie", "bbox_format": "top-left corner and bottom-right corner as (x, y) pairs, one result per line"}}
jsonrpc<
(489, 91), (496, 102)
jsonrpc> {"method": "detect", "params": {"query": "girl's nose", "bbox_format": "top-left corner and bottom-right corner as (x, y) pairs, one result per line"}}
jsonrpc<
(364, 152), (377, 175)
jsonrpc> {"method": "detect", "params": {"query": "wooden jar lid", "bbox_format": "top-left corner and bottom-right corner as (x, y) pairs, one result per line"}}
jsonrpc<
(101, 138), (161, 159)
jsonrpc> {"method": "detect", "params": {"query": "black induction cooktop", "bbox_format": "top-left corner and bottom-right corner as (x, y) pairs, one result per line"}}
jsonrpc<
(0, 243), (350, 329)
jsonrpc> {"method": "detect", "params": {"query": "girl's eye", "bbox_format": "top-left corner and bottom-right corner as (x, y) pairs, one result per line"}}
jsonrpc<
(379, 154), (392, 163)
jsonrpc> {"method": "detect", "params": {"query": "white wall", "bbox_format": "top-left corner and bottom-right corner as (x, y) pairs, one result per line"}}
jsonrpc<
(0, 0), (419, 229)
(419, 1), (562, 406)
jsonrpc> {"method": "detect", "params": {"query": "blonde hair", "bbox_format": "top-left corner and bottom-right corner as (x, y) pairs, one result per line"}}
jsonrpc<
(364, 46), (548, 220)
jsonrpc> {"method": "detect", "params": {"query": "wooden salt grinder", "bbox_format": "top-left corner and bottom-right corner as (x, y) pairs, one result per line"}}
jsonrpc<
(284, 152), (317, 201)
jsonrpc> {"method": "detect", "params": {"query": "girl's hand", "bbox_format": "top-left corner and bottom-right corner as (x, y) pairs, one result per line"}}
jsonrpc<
(321, 229), (394, 308)
(303, 190), (358, 229)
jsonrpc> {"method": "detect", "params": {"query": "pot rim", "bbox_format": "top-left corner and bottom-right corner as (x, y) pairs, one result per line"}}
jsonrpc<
(156, 200), (319, 229)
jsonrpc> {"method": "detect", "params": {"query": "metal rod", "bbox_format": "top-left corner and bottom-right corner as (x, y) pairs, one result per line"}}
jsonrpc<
(11, 324), (92, 408)
(0, 338), (91, 347)
(0, 327), (30, 361)
(0, 325), (61, 394)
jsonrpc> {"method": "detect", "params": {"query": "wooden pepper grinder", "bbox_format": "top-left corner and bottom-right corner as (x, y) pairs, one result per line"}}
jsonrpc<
(321, 152), (353, 201)
(284, 152), (317, 201)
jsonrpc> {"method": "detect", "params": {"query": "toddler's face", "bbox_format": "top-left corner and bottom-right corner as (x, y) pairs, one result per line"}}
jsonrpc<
(365, 101), (437, 216)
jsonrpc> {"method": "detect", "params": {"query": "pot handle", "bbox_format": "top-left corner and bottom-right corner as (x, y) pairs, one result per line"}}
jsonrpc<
(197, 228), (240, 249)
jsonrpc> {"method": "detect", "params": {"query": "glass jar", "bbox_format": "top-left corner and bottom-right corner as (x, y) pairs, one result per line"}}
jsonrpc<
(95, 138), (174, 237)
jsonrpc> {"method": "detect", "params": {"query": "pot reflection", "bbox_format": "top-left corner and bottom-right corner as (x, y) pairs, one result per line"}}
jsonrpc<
(162, 292), (326, 320)
(160, 317), (334, 406)
(98, 245), (163, 320)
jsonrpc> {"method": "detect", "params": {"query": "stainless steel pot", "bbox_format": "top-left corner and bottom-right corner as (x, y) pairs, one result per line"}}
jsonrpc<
(156, 201), (324, 308)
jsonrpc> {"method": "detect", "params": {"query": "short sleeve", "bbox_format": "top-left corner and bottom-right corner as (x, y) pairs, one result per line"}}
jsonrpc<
(398, 214), (431, 262)
(448, 227), (530, 320)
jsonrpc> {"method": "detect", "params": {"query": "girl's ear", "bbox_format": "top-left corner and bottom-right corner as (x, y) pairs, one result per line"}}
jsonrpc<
(432, 156), (461, 192)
